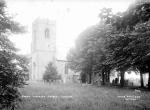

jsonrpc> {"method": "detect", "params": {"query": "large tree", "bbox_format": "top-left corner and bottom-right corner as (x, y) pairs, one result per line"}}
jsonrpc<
(67, 25), (98, 84)
(67, 0), (150, 88)
(0, 1), (26, 109)
(67, 23), (111, 84)
(102, 0), (150, 87)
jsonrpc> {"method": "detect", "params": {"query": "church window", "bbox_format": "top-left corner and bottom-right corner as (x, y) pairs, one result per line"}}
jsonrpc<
(45, 28), (50, 38)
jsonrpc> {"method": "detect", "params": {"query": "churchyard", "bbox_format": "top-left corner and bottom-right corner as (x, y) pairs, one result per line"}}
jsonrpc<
(17, 81), (150, 110)
(1, 1), (150, 110)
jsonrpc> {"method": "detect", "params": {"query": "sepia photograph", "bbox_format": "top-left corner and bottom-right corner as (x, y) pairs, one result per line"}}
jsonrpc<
(0, 0), (150, 110)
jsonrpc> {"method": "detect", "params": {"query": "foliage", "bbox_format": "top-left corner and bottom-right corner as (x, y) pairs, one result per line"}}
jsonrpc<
(102, 0), (150, 87)
(43, 62), (61, 82)
(0, 52), (26, 109)
(67, 0), (150, 88)
(0, 1), (25, 34)
(0, 0), (26, 109)
(67, 23), (111, 84)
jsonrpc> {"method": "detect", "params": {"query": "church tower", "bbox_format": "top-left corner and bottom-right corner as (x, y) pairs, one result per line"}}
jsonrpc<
(31, 18), (56, 80)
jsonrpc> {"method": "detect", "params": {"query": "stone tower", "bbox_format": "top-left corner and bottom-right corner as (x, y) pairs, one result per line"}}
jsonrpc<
(31, 18), (56, 80)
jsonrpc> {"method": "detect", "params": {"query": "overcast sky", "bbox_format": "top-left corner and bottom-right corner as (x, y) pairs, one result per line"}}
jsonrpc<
(5, 0), (135, 59)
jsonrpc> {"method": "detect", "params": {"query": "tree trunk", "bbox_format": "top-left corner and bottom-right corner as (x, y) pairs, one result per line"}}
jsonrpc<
(146, 65), (150, 90)
(108, 72), (110, 83)
(120, 70), (125, 87)
(102, 71), (105, 85)
(105, 72), (108, 82)
(89, 73), (92, 84)
(148, 72), (150, 90)
(140, 72), (144, 88)
(89, 54), (94, 84)
(81, 72), (86, 83)
(107, 70), (110, 83)
(91, 72), (94, 84)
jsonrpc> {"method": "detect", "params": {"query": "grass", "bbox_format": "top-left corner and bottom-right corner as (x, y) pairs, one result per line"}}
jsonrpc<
(16, 81), (150, 110)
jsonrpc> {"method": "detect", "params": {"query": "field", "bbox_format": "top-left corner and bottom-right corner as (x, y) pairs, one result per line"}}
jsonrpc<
(17, 81), (150, 110)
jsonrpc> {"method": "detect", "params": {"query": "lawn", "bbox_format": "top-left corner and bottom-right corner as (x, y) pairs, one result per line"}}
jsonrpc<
(17, 81), (150, 110)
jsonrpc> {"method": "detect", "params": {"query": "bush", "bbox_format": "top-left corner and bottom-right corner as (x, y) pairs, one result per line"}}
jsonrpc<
(0, 52), (26, 110)
(43, 62), (61, 83)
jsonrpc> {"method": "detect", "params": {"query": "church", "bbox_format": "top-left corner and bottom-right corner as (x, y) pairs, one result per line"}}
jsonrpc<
(30, 18), (78, 83)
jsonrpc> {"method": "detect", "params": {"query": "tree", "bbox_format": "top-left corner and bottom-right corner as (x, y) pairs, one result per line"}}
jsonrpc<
(43, 62), (61, 83)
(67, 0), (150, 88)
(12, 54), (30, 80)
(67, 23), (111, 84)
(67, 26), (96, 84)
(67, 25), (101, 84)
(0, 1), (26, 109)
(102, 0), (150, 88)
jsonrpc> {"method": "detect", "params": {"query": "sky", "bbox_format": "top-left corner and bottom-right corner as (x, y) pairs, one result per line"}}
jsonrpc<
(5, 0), (135, 60)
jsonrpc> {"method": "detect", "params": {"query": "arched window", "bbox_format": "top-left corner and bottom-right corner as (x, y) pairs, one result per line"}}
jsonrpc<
(45, 28), (50, 38)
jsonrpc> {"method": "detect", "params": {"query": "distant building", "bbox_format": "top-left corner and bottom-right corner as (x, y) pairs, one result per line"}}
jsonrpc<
(30, 18), (78, 83)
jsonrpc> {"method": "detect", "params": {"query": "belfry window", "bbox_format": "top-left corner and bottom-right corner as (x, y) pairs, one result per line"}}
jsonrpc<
(45, 28), (50, 38)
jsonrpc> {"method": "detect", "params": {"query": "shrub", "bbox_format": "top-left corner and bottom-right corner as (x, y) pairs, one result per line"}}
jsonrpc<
(43, 62), (61, 83)
(0, 52), (26, 110)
